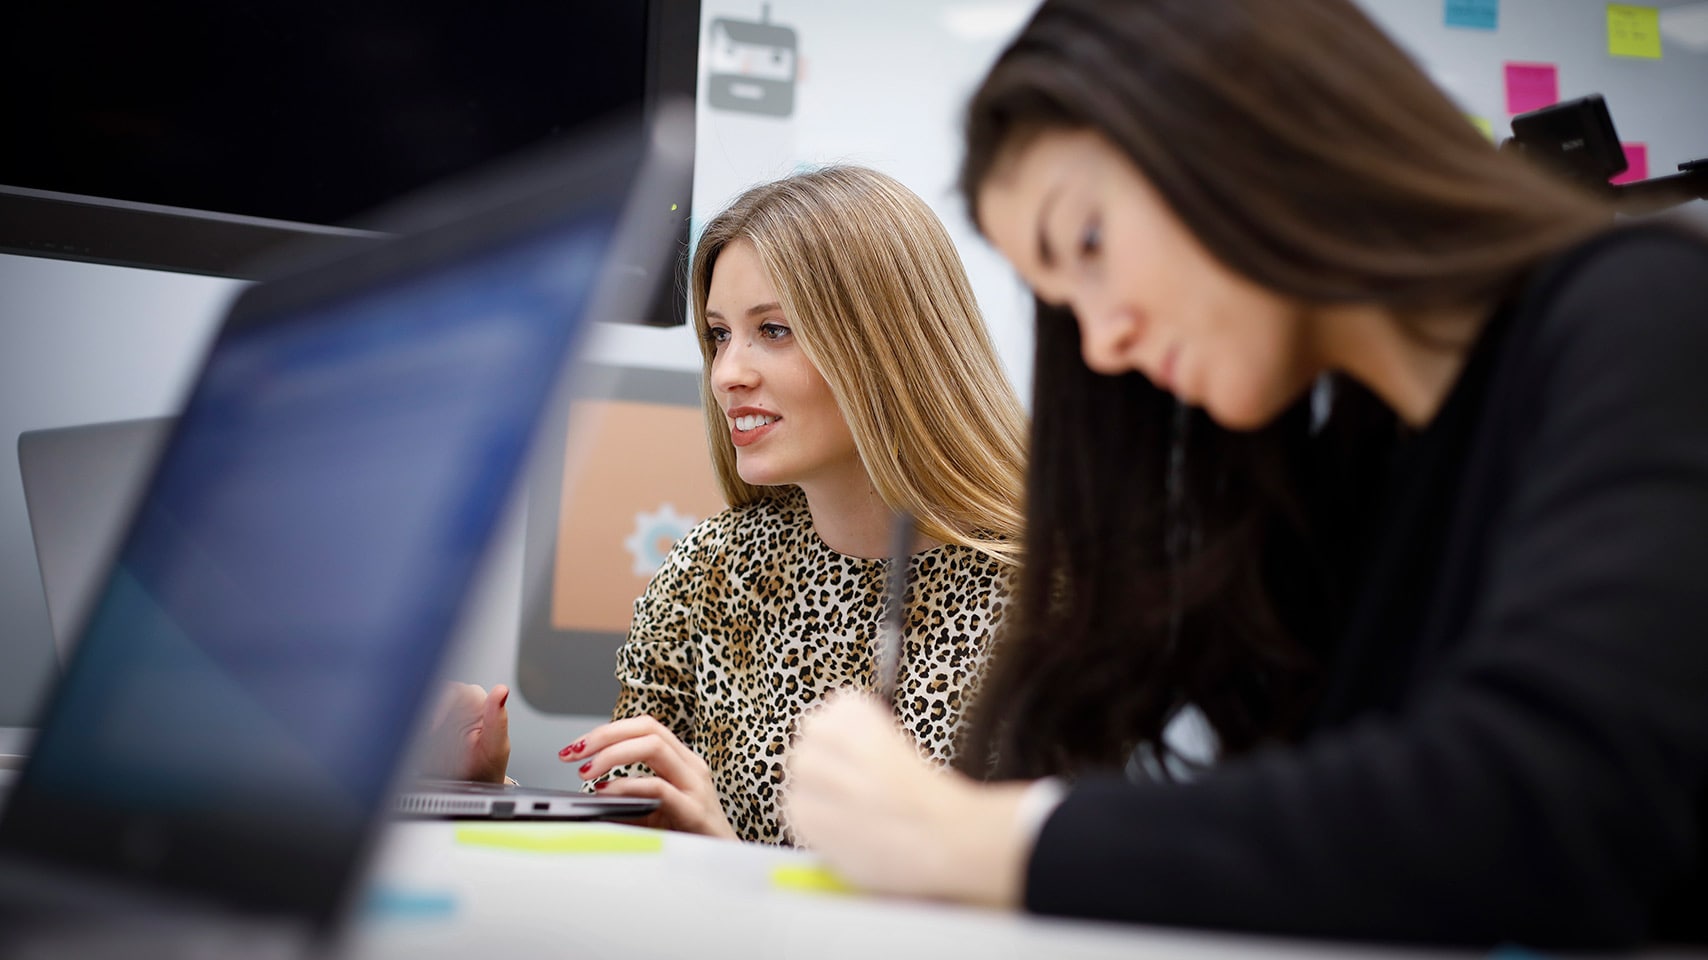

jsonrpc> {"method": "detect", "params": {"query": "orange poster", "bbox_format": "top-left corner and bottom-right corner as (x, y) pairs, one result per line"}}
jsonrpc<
(551, 399), (727, 633)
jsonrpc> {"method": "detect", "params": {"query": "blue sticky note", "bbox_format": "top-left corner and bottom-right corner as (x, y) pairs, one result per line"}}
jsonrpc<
(364, 886), (457, 920)
(1445, 0), (1499, 30)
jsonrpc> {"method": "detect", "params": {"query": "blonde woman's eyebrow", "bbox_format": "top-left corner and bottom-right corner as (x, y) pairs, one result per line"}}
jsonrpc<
(704, 301), (784, 321)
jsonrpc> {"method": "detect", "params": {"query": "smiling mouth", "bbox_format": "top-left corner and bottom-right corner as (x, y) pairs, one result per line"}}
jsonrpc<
(733, 414), (780, 432)
(730, 413), (781, 447)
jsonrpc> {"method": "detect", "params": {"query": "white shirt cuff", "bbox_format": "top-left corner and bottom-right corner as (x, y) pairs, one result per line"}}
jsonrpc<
(1013, 776), (1069, 846)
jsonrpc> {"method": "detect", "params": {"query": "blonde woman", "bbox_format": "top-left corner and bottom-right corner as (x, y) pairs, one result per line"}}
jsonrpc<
(548, 166), (1026, 844)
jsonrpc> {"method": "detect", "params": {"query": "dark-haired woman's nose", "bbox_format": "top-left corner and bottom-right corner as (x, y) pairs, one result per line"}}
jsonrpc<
(1076, 304), (1144, 376)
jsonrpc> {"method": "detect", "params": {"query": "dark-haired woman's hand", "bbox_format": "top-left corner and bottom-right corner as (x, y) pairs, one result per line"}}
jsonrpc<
(784, 690), (1033, 906)
(562, 715), (737, 840)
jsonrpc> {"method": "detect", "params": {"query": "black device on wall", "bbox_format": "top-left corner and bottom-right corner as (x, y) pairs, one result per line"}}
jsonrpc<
(0, 0), (700, 325)
(1504, 94), (1708, 215)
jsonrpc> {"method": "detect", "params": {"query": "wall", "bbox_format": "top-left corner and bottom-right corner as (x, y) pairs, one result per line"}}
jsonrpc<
(1360, 0), (1708, 175)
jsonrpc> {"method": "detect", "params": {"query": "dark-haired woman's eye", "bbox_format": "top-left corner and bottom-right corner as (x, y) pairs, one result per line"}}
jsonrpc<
(1079, 221), (1102, 260)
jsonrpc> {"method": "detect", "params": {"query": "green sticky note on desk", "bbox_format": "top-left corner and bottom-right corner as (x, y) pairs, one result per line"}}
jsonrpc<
(771, 863), (857, 895)
(1608, 4), (1662, 59)
(455, 825), (663, 854)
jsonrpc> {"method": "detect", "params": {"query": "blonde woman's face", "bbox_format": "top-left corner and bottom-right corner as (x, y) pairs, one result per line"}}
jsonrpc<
(705, 240), (863, 491)
(977, 129), (1321, 431)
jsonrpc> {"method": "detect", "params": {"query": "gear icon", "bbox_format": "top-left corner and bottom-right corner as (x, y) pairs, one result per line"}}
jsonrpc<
(623, 503), (700, 576)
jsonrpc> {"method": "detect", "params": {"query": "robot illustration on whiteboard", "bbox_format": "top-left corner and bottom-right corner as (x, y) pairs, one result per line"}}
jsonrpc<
(707, 4), (798, 118)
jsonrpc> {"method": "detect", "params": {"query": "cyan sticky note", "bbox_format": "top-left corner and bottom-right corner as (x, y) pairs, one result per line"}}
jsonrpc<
(1445, 0), (1499, 30)
(1504, 62), (1559, 115)
(364, 887), (457, 920)
(1607, 4), (1663, 59)
(1610, 142), (1650, 184)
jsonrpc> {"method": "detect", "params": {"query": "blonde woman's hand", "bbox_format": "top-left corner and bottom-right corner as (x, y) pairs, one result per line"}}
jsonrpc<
(784, 690), (1033, 907)
(562, 715), (738, 840)
(422, 682), (511, 784)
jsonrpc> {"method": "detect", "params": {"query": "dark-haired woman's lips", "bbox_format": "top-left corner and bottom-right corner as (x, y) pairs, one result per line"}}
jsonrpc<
(1156, 345), (1180, 393)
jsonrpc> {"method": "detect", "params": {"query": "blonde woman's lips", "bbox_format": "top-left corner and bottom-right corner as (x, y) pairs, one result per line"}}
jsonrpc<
(728, 406), (781, 447)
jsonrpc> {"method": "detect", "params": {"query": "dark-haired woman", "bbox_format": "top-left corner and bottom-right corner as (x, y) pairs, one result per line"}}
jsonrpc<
(784, 0), (1708, 948)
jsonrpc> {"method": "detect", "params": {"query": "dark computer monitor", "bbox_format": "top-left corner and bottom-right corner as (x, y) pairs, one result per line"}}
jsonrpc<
(0, 0), (699, 324)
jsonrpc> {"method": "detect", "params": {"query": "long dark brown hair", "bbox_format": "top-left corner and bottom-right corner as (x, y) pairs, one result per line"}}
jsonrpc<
(957, 0), (1614, 779)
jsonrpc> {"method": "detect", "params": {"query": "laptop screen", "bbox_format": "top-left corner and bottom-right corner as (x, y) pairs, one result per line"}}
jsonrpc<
(0, 194), (623, 921)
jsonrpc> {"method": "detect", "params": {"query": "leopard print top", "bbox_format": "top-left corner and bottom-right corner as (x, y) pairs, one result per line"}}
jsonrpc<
(607, 486), (1012, 845)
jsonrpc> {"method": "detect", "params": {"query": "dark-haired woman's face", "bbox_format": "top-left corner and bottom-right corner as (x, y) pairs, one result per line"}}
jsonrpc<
(977, 130), (1323, 430)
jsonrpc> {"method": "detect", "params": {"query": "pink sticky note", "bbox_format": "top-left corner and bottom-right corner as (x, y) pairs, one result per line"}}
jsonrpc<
(1504, 62), (1559, 115)
(1610, 142), (1650, 184)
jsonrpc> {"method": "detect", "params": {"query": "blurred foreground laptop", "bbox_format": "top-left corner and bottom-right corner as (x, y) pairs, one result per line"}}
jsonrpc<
(0, 106), (689, 955)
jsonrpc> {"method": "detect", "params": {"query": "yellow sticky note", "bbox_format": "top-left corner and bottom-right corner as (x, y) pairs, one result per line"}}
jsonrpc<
(771, 863), (858, 895)
(454, 825), (663, 854)
(1467, 115), (1496, 141)
(1607, 4), (1662, 59)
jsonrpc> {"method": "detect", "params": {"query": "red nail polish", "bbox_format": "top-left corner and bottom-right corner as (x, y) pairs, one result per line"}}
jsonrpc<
(593, 780), (608, 791)
(571, 740), (585, 754)
(559, 746), (574, 758)
(578, 762), (592, 775)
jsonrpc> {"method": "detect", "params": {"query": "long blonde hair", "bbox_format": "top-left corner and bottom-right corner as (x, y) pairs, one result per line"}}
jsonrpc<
(689, 165), (1026, 564)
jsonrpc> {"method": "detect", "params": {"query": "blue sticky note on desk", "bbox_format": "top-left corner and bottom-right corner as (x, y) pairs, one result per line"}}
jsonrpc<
(1445, 0), (1498, 30)
(365, 886), (457, 920)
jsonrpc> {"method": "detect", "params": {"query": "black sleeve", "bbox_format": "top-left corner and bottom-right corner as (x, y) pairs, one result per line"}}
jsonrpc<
(1024, 231), (1708, 948)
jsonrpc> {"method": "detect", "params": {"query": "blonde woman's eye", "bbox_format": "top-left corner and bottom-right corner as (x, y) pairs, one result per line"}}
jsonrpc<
(760, 322), (790, 340)
(704, 327), (730, 345)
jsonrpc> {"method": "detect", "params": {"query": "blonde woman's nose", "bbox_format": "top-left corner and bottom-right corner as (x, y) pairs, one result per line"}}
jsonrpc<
(711, 341), (760, 393)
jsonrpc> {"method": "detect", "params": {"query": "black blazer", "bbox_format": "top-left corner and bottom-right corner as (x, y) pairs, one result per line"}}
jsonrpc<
(1025, 226), (1708, 948)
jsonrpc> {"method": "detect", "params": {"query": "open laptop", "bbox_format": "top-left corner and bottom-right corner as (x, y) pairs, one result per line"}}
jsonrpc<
(0, 106), (689, 952)
(2, 418), (169, 792)
(15, 415), (623, 823)
(18, 417), (172, 668)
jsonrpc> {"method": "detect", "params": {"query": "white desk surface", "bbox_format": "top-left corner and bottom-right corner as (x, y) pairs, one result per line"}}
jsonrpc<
(345, 821), (1706, 960)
